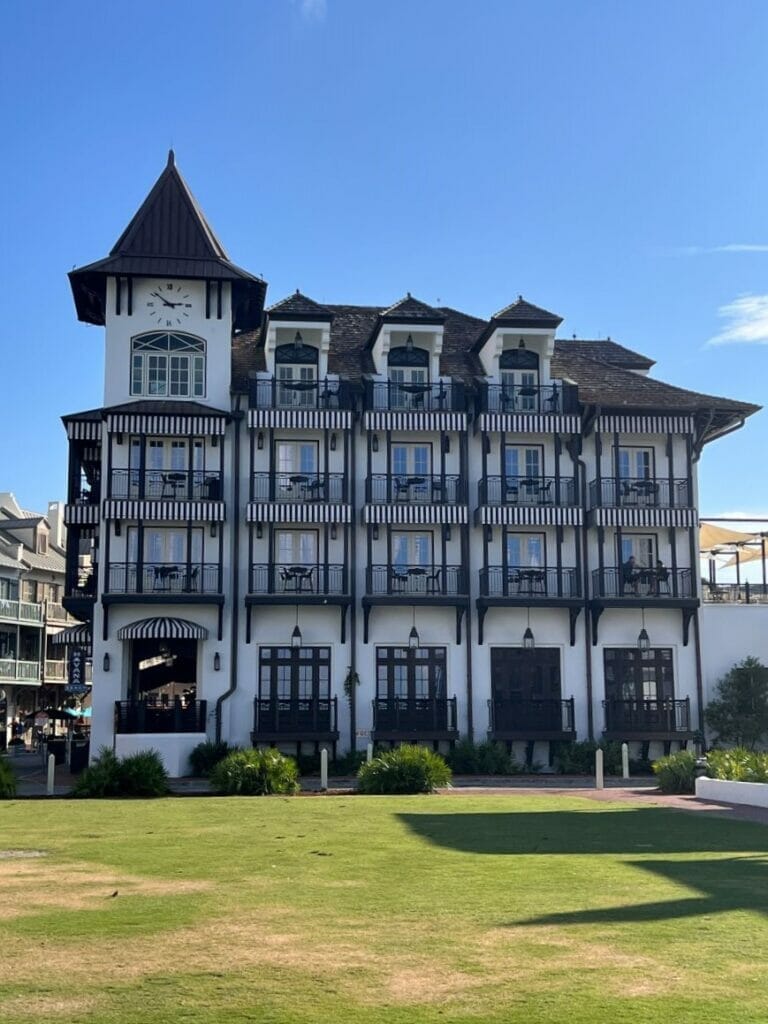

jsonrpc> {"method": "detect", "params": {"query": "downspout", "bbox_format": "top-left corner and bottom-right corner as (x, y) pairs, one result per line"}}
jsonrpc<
(215, 396), (243, 742)
(349, 393), (358, 750)
(574, 404), (598, 741)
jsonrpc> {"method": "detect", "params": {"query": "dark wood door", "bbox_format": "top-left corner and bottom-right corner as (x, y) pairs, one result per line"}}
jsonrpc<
(490, 648), (561, 702)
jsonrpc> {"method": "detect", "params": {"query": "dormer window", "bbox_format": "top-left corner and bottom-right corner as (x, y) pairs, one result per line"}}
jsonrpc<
(275, 335), (319, 408)
(388, 339), (429, 410)
(500, 347), (539, 412)
(38, 532), (48, 555)
(131, 332), (205, 398)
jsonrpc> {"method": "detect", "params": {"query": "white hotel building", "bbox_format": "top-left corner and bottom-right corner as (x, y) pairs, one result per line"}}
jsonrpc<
(61, 154), (758, 774)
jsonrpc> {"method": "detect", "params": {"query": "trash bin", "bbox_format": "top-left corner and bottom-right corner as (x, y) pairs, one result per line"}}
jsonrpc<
(46, 736), (67, 766)
(69, 740), (90, 774)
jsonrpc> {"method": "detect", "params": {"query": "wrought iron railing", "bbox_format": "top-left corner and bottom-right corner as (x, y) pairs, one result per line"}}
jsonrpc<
(253, 697), (337, 735)
(252, 472), (346, 503)
(372, 697), (457, 735)
(479, 475), (577, 506)
(603, 698), (690, 734)
(367, 564), (467, 596)
(478, 382), (577, 414)
(588, 477), (691, 509)
(488, 698), (575, 734)
(366, 474), (465, 504)
(114, 699), (207, 734)
(110, 469), (223, 500)
(249, 377), (353, 411)
(107, 562), (220, 595)
(365, 380), (465, 412)
(592, 567), (692, 599)
(702, 582), (768, 604)
(480, 566), (580, 598)
(249, 563), (347, 596)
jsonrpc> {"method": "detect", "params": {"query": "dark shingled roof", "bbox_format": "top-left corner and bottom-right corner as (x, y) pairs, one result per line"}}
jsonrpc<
(492, 295), (563, 328)
(62, 400), (231, 423)
(555, 338), (656, 371)
(380, 294), (446, 324)
(268, 290), (334, 321)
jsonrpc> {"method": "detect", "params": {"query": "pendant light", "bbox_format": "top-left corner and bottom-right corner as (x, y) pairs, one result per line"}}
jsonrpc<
(408, 606), (419, 649)
(291, 605), (302, 648)
(637, 607), (650, 653)
(523, 606), (535, 650)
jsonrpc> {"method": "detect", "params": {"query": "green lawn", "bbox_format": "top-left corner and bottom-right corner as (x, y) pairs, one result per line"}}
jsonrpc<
(2, 794), (768, 1023)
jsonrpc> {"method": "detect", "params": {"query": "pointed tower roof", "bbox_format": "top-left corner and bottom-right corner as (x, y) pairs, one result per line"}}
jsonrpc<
(380, 293), (446, 324)
(491, 295), (563, 328)
(267, 290), (334, 322)
(69, 151), (267, 330)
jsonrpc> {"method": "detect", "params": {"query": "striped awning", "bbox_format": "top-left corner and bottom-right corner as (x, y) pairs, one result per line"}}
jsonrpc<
(596, 414), (695, 435)
(362, 411), (468, 433)
(106, 412), (227, 436)
(476, 413), (581, 434)
(117, 617), (209, 641)
(51, 623), (92, 647)
(248, 409), (352, 430)
(246, 502), (352, 524)
(64, 503), (101, 526)
(592, 507), (698, 528)
(362, 504), (468, 525)
(103, 500), (226, 522)
(477, 505), (583, 526)
(66, 420), (102, 441)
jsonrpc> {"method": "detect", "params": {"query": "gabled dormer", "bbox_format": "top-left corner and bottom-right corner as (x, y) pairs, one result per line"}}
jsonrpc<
(474, 296), (563, 383)
(264, 291), (334, 380)
(368, 294), (446, 382)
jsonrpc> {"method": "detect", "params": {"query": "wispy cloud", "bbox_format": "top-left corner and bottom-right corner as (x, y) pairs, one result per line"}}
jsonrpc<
(708, 294), (768, 346)
(294, 0), (327, 21)
(679, 243), (768, 255)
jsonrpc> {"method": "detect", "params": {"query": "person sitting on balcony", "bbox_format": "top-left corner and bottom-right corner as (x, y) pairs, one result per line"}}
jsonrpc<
(654, 558), (669, 595)
(621, 555), (639, 594)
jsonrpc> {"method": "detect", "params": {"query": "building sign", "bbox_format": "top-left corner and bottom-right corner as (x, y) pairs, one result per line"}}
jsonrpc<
(65, 647), (90, 695)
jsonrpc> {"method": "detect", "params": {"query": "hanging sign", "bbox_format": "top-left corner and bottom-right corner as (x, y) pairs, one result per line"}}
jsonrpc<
(65, 647), (90, 694)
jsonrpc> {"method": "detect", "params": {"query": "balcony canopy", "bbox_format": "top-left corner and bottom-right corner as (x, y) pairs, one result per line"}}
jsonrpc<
(116, 617), (209, 641)
(51, 623), (92, 647)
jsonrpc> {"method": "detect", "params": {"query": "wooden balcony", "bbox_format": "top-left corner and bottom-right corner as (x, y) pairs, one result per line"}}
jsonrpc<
(109, 469), (223, 500)
(0, 598), (44, 626)
(253, 472), (346, 503)
(0, 659), (40, 683)
(488, 698), (576, 741)
(114, 699), (207, 734)
(372, 697), (458, 744)
(252, 697), (339, 751)
(602, 698), (694, 741)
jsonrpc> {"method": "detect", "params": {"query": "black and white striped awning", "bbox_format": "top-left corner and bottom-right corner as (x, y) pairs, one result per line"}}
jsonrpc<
(117, 617), (209, 640)
(596, 414), (695, 435)
(475, 413), (581, 434)
(246, 502), (352, 524)
(477, 505), (583, 526)
(593, 507), (698, 528)
(103, 500), (226, 522)
(248, 409), (352, 430)
(66, 420), (102, 441)
(64, 504), (101, 526)
(363, 504), (468, 525)
(106, 413), (227, 436)
(51, 623), (92, 647)
(362, 411), (468, 433)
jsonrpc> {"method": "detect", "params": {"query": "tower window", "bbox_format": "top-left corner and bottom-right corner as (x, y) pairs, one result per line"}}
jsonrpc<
(130, 332), (205, 398)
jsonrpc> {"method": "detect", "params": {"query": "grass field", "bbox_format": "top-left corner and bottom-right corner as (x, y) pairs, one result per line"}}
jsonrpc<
(2, 794), (768, 1023)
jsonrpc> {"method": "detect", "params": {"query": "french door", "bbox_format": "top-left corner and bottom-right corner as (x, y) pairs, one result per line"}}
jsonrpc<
(392, 531), (432, 568)
(506, 532), (545, 568)
(276, 530), (318, 565)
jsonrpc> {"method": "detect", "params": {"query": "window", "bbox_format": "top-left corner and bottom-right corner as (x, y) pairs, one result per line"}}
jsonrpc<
(506, 532), (545, 568)
(388, 343), (429, 409)
(619, 533), (656, 569)
(38, 533), (48, 554)
(604, 648), (674, 702)
(275, 339), (319, 408)
(504, 445), (542, 480)
(0, 579), (18, 600)
(490, 648), (561, 702)
(376, 646), (446, 700)
(617, 446), (654, 480)
(500, 348), (540, 411)
(275, 530), (318, 565)
(392, 531), (432, 568)
(259, 646), (331, 701)
(130, 333), (205, 398)
(21, 580), (38, 603)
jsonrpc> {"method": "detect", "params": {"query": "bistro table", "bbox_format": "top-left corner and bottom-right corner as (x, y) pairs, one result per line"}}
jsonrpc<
(152, 565), (179, 591)
(161, 472), (186, 497)
(515, 569), (546, 595)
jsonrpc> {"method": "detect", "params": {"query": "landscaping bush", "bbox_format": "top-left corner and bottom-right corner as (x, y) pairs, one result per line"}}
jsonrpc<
(446, 739), (522, 775)
(72, 747), (169, 798)
(209, 748), (300, 795)
(652, 749), (697, 793)
(705, 657), (768, 750)
(554, 740), (624, 776)
(189, 740), (238, 777)
(357, 744), (452, 794)
(0, 756), (16, 798)
(706, 747), (768, 783)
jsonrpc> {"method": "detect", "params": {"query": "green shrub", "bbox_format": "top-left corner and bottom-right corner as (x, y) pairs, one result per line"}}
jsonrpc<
(72, 747), (168, 798)
(0, 756), (17, 798)
(652, 750), (697, 793)
(210, 748), (300, 795)
(189, 740), (237, 777)
(554, 740), (624, 776)
(446, 740), (522, 775)
(357, 744), (452, 794)
(706, 747), (768, 783)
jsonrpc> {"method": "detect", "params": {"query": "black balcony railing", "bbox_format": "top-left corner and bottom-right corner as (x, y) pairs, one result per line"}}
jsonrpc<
(479, 475), (577, 506)
(249, 563), (347, 596)
(253, 697), (337, 736)
(114, 699), (207, 734)
(603, 698), (690, 735)
(367, 564), (467, 597)
(249, 377), (353, 411)
(107, 562), (220, 595)
(365, 380), (465, 412)
(366, 474), (465, 505)
(110, 469), (223, 500)
(488, 698), (575, 735)
(592, 567), (693, 599)
(478, 382), (578, 415)
(703, 582), (768, 604)
(252, 472), (346, 503)
(480, 566), (580, 599)
(372, 697), (457, 736)
(588, 477), (691, 509)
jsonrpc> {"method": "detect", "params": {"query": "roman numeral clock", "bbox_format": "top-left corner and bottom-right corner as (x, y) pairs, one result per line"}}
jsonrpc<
(142, 280), (195, 327)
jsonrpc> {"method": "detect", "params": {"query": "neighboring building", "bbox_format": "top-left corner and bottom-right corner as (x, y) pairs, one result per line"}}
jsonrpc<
(0, 493), (82, 746)
(61, 153), (759, 775)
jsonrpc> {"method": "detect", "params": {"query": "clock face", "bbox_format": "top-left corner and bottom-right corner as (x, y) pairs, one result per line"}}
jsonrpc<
(144, 281), (195, 326)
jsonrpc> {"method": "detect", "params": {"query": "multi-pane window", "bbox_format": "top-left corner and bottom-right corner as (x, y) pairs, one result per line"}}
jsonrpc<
(275, 338), (319, 408)
(504, 445), (542, 479)
(131, 333), (205, 398)
(259, 646), (331, 700)
(617, 446), (654, 480)
(603, 648), (674, 702)
(127, 527), (204, 565)
(392, 443), (431, 477)
(0, 579), (18, 600)
(392, 531), (432, 567)
(620, 533), (656, 568)
(376, 647), (446, 700)
(506, 532), (545, 568)
(275, 529), (318, 565)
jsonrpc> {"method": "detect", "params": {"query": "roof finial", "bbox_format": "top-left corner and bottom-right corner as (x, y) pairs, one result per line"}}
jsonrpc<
(167, 149), (175, 167)
(518, 294), (523, 301)
(407, 291), (411, 299)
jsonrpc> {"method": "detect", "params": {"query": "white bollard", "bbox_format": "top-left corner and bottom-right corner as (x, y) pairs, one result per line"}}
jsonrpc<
(621, 742), (630, 780)
(595, 748), (604, 790)
(320, 748), (328, 791)
(366, 742), (374, 763)
(46, 753), (55, 796)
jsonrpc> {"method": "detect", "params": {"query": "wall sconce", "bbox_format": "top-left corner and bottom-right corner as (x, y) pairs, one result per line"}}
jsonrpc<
(330, 433), (337, 452)
(331, 523), (337, 540)
(256, 522), (263, 539)
(114, 521), (121, 537)
(485, 525), (493, 542)
(116, 432), (123, 445)
(102, 652), (110, 672)
(372, 524), (379, 540)
(210, 523), (217, 538)
(257, 432), (264, 450)
(443, 524), (452, 542)
(213, 652), (221, 671)
(371, 434), (379, 453)
(442, 435), (451, 454)
(212, 435), (218, 448)
(483, 435), (491, 455)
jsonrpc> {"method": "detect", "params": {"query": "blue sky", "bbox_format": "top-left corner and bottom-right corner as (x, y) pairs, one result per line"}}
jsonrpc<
(0, 0), (766, 518)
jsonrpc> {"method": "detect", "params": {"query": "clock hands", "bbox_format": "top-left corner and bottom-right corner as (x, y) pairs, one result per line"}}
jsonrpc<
(150, 290), (180, 308)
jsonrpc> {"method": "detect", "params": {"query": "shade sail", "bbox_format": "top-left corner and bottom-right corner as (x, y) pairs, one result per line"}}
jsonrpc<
(723, 543), (768, 568)
(51, 624), (92, 647)
(116, 617), (208, 641)
(700, 523), (759, 552)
